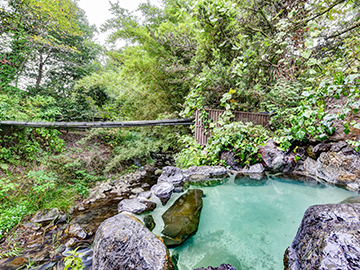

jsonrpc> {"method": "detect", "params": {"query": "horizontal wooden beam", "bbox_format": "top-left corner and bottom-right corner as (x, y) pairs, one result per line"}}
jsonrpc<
(0, 119), (195, 128)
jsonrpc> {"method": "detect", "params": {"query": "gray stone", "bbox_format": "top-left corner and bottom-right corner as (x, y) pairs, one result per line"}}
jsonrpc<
(182, 166), (228, 182)
(242, 163), (265, 180)
(258, 139), (296, 173)
(67, 223), (87, 240)
(65, 238), (76, 248)
(316, 152), (360, 191)
(138, 190), (153, 200)
(158, 166), (185, 188)
(284, 204), (360, 270)
(92, 213), (174, 270)
(56, 214), (68, 224)
(151, 182), (174, 205)
(342, 146), (355, 155)
(303, 157), (317, 177)
(30, 208), (60, 225)
(312, 143), (331, 154)
(118, 198), (156, 214)
(131, 187), (144, 194)
(161, 189), (203, 247)
(23, 222), (40, 231)
(331, 141), (348, 152)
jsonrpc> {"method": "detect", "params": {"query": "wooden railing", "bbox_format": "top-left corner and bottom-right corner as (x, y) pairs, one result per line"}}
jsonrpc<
(195, 109), (272, 145)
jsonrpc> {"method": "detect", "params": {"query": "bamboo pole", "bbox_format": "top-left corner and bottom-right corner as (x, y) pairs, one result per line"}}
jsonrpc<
(0, 119), (195, 129)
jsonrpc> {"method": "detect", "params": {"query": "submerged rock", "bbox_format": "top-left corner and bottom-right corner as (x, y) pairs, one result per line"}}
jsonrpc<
(30, 208), (60, 225)
(144, 215), (156, 231)
(284, 204), (360, 270)
(118, 198), (156, 214)
(340, 196), (360, 203)
(316, 152), (360, 191)
(151, 182), (174, 205)
(92, 213), (174, 270)
(182, 166), (228, 182)
(161, 189), (203, 247)
(194, 264), (236, 270)
(234, 176), (267, 186)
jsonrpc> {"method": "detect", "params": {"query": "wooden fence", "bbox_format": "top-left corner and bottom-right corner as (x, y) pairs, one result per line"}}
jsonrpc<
(195, 109), (272, 145)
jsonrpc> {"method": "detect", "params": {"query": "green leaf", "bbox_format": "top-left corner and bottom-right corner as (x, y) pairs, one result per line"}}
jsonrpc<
(228, 89), (236, 94)
(317, 133), (328, 141)
(302, 50), (311, 58)
(353, 123), (360, 130)
(296, 129), (306, 141)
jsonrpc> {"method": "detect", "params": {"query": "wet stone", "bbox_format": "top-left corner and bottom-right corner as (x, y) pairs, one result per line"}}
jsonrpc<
(67, 223), (87, 240)
(151, 182), (174, 206)
(23, 222), (41, 231)
(30, 208), (60, 225)
(284, 203), (360, 270)
(142, 183), (150, 188)
(143, 215), (156, 231)
(65, 238), (77, 248)
(118, 198), (157, 214)
(131, 187), (144, 194)
(138, 190), (153, 200)
(7, 257), (28, 269)
(161, 189), (203, 247)
(235, 176), (267, 186)
(56, 214), (68, 224)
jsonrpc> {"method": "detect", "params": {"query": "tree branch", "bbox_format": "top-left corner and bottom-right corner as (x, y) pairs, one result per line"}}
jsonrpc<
(301, 0), (347, 25)
(325, 20), (360, 39)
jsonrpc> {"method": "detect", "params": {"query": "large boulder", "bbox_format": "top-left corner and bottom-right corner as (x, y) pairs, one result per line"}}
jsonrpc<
(258, 140), (295, 173)
(151, 182), (174, 205)
(161, 189), (203, 247)
(284, 204), (360, 270)
(158, 166), (185, 192)
(92, 213), (174, 270)
(118, 198), (156, 214)
(316, 152), (360, 191)
(182, 166), (228, 182)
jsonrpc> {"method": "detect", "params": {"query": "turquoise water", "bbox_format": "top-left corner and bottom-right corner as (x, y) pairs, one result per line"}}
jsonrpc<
(172, 176), (358, 270)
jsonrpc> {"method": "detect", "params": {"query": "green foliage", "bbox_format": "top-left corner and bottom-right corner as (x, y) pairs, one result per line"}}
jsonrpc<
(64, 247), (85, 270)
(274, 73), (360, 150)
(176, 122), (269, 168)
(0, 169), (78, 236)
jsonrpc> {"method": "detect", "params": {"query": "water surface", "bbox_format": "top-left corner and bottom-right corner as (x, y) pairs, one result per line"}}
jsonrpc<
(172, 176), (358, 270)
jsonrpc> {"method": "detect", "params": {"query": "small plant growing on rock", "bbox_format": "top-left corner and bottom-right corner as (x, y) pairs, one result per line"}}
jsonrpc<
(63, 247), (85, 270)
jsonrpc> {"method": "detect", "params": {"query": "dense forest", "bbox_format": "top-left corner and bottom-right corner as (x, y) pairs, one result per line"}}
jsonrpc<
(0, 0), (359, 238)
